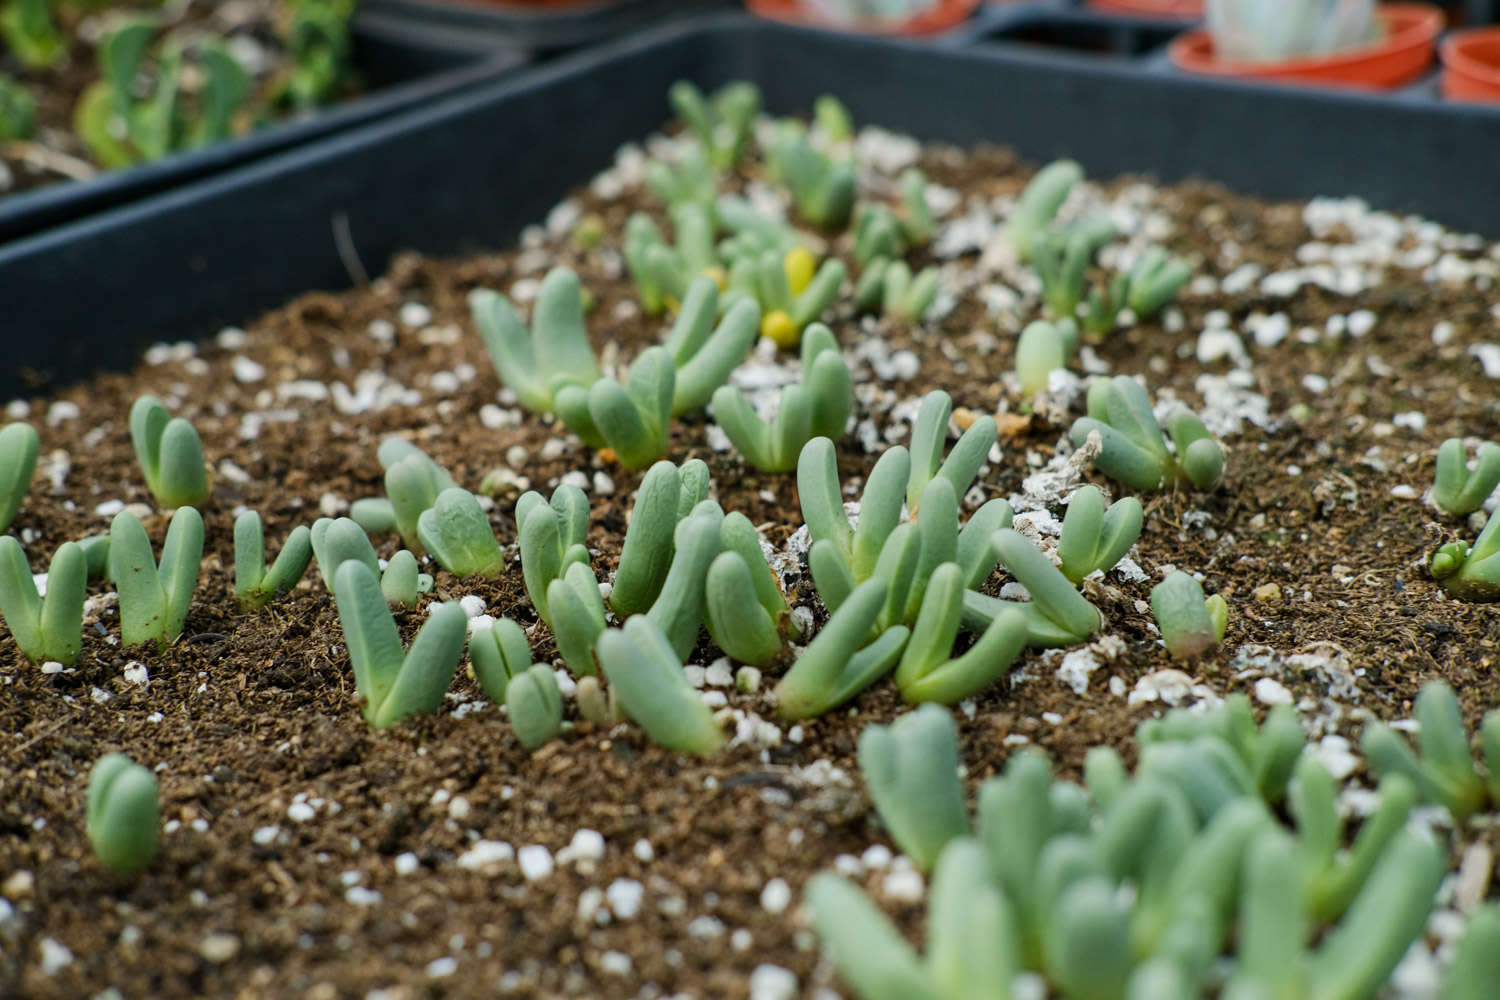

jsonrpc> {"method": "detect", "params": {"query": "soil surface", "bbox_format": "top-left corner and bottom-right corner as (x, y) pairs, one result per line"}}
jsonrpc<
(3, 122), (1500, 1000)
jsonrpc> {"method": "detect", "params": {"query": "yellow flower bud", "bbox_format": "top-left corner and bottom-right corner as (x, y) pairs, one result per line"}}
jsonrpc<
(762, 310), (799, 350)
(783, 247), (816, 296)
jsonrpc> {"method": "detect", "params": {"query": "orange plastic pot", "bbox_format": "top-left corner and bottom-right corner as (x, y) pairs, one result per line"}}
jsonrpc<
(745, 0), (980, 35)
(1169, 4), (1445, 90)
(1088, 0), (1202, 16)
(1442, 27), (1500, 101)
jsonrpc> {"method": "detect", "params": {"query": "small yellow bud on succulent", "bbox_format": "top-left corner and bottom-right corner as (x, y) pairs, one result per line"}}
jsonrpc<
(702, 266), (729, 291)
(761, 310), (799, 349)
(783, 247), (816, 296)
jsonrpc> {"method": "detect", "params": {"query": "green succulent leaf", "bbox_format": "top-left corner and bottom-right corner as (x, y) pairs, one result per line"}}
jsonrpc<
(86, 753), (159, 877)
(0, 421), (38, 532)
(596, 615), (726, 755)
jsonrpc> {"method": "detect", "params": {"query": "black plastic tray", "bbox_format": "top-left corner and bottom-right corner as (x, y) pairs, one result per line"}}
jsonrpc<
(970, 7), (1185, 59)
(2, 11), (1499, 398)
(0, 13), (528, 246)
(359, 0), (730, 53)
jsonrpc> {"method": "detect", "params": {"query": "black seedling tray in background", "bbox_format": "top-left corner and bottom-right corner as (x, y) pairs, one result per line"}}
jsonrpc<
(2, 11), (1498, 398)
(358, 0), (731, 54)
(0, 13), (528, 246)
(968, 7), (1185, 60)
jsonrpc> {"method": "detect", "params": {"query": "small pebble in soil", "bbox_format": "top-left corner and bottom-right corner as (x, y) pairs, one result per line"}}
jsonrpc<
(760, 879), (791, 915)
(607, 879), (644, 920)
(198, 933), (240, 963)
(395, 853), (420, 876)
(457, 840), (513, 872)
(749, 965), (798, 1000)
(632, 839), (653, 863)
(517, 845), (554, 881)
(38, 937), (74, 975)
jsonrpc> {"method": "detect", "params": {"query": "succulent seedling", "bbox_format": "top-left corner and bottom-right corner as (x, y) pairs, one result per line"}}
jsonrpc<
(1360, 680), (1500, 823)
(517, 483), (591, 626)
(664, 277), (761, 415)
(1149, 571), (1228, 659)
(469, 616), (531, 703)
(273, 0), (355, 109)
(610, 459), (710, 617)
(108, 507), (203, 650)
(86, 753), (159, 877)
(1136, 693), (1304, 806)
(765, 120), (856, 230)
(310, 516), (381, 590)
(0, 537), (85, 664)
(1014, 318), (1080, 397)
(0, 420), (38, 532)
(703, 513), (798, 667)
(624, 205), (719, 316)
(712, 324), (853, 473)
(905, 390), (999, 514)
(554, 346), (675, 470)
(233, 511), (312, 610)
(1430, 506), (1500, 602)
(0, 73), (35, 141)
(1056, 485), (1142, 585)
(959, 529), (1102, 648)
(1431, 438), (1500, 517)
(506, 663), (563, 751)
(642, 502), (723, 661)
(773, 578), (911, 720)
(333, 561), (467, 729)
(379, 550), (429, 608)
(547, 561), (607, 676)
(724, 246), (846, 350)
(1004, 159), (1083, 262)
(0, 0), (63, 70)
(416, 488), (504, 579)
(858, 705), (970, 870)
(853, 258), (940, 322)
(1070, 375), (1225, 491)
(897, 562), (1028, 705)
(129, 396), (210, 509)
(349, 438), (459, 551)
(645, 144), (716, 212)
(668, 80), (759, 170)
(1032, 216), (1117, 321)
(595, 615), (726, 755)
(469, 266), (601, 415)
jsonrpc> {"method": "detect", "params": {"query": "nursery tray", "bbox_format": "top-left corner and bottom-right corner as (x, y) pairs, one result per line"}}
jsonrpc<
(2, 10), (1499, 398)
(357, 0), (730, 54)
(970, 7), (1186, 60)
(0, 13), (529, 246)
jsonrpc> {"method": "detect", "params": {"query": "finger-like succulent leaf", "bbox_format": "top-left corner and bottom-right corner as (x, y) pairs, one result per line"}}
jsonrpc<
(380, 549), (421, 608)
(647, 509), (722, 661)
(774, 579), (909, 720)
(612, 461), (690, 617)
(704, 552), (782, 667)
(0, 536), (85, 664)
(596, 616), (725, 755)
(1005, 159), (1083, 261)
(86, 753), (158, 877)
(109, 507), (202, 650)
(857, 704), (970, 869)
(1057, 485), (1142, 585)
(804, 874), (939, 1000)
(0, 421), (38, 532)
(234, 511), (311, 609)
(129, 396), (209, 509)
(992, 528), (1100, 646)
(417, 488), (504, 579)
(1433, 438), (1500, 517)
(310, 516), (380, 590)
(469, 616), (531, 702)
(1150, 571), (1223, 660)
(507, 663), (563, 751)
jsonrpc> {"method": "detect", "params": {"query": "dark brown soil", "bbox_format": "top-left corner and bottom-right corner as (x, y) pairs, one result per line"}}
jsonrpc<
(3, 134), (1500, 999)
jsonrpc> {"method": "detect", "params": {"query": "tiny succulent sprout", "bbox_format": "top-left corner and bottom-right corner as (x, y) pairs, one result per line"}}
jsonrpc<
(506, 663), (563, 751)
(665, 277), (761, 416)
(813, 93), (854, 145)
(310, 516), (381, 590)
(129, 395), (210, 509)
(1360, 680), (1499, 823)
(0, 73), (36, 141)
(1014, 318), (1080, 397)
(711, 324), (853, 473)
(1070, 375), (1225, 492)
(1137, 693), (1305, 805)
(108, 507), (203, 650)
(554, 345), (675, 470)
(765, 120), (856, 230)
(1124, 246), (1193, 320)
(905, 390), (999, 515)
(961, 529), (1101, 648)
(517, 483), (591, 625)
(773, 578), (911, 720)
(469, 266), (600, 415)
(547, 561), (607, 676)
(645, 144), (715, 212)
(610, 459), (710, 617)
(1033, 217), (1117, 321)
(858, 705), (971, 870)
(350, 438), (459, 551)
(86, 753), (159, 877)
(854, 258), (941, 323)
(416, 488), (504, 579)
(703, 551), (783, 666)
(2, 0), (64, 70)
(897, 563), (1028, 705)
(0, 536), (86, 665)
(1149, 572), (1227, 659)
(668, 79), (759, 170)
(1430, 507), (1500, 602)
(380, 550), (423, 608)
(1057, 485), (1143, 584)
(623, 205), (717, 316)
(469, 616), (531, 703)
(596, 615), (726, 755)
(333, 561), (467, 729)
(233, 511), (312, 609)
(1432, 438), (1500, 517)
(1445, 904), (1500, 1000)
(729, 246), (846, 350)
(0, 420), (38, 532)
(646, 504), (723, 660)
(1004, 158), (1084, 262)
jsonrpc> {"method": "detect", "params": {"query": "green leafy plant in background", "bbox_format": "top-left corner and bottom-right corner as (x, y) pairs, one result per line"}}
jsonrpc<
(623, 204), (719, 315)
(0, 537), (85, 664)
(506, 663), (563, 751)
(857, 705), (969, 870)
(1004, 158), (1083, 262)
(645, 143), (715, 213)
(853, 169), (934, 269)
(75, 20), (252, 167)
(711, 323), (853, 472)
(1082, 247), (1193, 338)
(812, 92), (854, 145)
(765, 120), (856, 230)
(773, 578), (910, 720)
(668, 80), (759, 171)
(595, 615), (726, 755)
(108, 507), (202, 650)
(469, 266), (601, 415)
(516, 483), (590, 626)
(0, 73), (36, 140)
(1032, 216), (1117, 321)
(416, 488), (504, 579)
(309, 516), (380, 590)
(0, 421), (38, 532)
(1056, 485), (1142, 584)
(853, 258), (940, 323)
(609, 458), (710, 617)
(0, 0), (63, 70)
(129, 395), (210, 509)
(1360, 680), (1500, 823)
(86, 753), (159, 877)
(1134, 694), (1307, 807)
(1432, 437), (1500, 517)
(1070, 375), (1225, 492)
(1015, 318), (1080, 397)
(468, 616), (531, 703)
(272, 0), (355, 110)
(332, 561), (466, 729)
(1431, 506), (1500, 601)
(233, 511), (312, 610)
(349, 438), (459, 551)
(1149, 571), (1228, 659)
